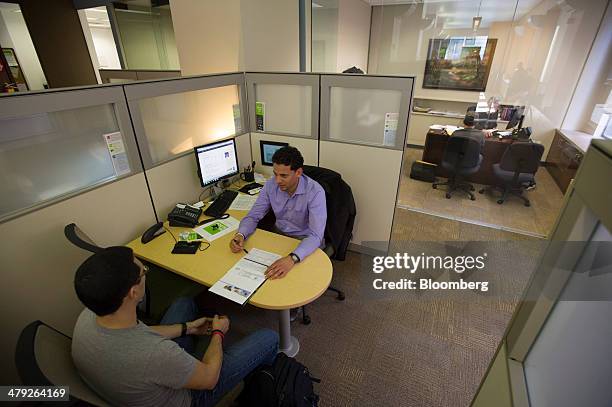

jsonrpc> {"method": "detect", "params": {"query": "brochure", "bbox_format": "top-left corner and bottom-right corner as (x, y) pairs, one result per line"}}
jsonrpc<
(193, 216), (239, 242)
(209, 248), (281, 305)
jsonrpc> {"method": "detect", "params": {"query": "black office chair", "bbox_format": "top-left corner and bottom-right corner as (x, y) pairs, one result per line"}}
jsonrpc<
(63, 223), (153, 323)
(480, 141), (544, 206)
(15, 320), (112, 406)
(432, 131), (483, 200)
(258, 166), (355, 325)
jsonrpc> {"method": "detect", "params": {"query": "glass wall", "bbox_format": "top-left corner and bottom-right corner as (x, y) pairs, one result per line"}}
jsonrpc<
(114, 3), (180, 70)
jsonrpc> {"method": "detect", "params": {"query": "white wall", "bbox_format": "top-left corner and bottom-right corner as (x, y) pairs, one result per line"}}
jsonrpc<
(562, 2), (612, 134)
(170, 0), (298, 75)
(0, 4), (47, 90)
(337, 0), (371, 73)
(239, 0), (299, 71)
(312, 6), (338, 72)
(90, 26), (121, 69)
(170, 0), (241, 75)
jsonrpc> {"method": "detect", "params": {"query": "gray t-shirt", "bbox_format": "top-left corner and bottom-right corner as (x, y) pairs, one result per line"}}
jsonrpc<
(72, 309), (197, 407)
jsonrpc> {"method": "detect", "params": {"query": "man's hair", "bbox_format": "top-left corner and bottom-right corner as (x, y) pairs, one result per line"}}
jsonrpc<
(272, 146), (304, 171)
(463, 114), (475, 127)
(74, 246), (141, 316)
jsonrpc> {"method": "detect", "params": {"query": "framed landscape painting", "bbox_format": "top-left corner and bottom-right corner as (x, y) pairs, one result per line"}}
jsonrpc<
(423, 37), (497, 92)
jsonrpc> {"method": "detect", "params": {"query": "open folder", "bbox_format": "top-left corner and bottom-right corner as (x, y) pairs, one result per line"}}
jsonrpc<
(209, 248), (281, 305)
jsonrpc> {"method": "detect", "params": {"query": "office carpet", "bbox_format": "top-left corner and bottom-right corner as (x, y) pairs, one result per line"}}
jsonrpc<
(398, 146), (564, 237)
(213, 209), (542, 407)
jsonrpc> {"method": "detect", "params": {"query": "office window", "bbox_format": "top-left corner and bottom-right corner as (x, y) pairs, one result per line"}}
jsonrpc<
(253, 84), (312, 137)
(0, 104), (128, 219)
(328, 86), (402, 147)
(136, 85), (241, 164)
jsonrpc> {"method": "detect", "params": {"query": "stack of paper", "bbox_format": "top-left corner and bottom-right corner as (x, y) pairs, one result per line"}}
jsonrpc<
(209, 248), (282, 305)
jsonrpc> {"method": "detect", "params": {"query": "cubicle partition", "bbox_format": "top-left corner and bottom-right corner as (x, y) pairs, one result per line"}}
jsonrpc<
(319, 74), (414, 254)
(123, 73), (250, 219)
(0, 70), (414, 383)
(245, 73), (319, 176)
(0, 86), (157, 384)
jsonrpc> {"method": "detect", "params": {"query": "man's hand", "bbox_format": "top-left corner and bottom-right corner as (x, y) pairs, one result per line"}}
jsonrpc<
(186, 317), (212, 336)
(265, 256), (295, 280)
(229, 234), (245, 253)
(212, 315), (230, 334)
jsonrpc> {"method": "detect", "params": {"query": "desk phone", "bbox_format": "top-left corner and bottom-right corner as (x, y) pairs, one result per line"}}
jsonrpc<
(168, 204), (202, 227)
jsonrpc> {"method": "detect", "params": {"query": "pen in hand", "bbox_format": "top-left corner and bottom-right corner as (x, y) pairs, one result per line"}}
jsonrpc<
(232, 238), (248, 254)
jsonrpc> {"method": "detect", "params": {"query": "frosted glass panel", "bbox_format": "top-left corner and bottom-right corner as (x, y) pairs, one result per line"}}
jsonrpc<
(329, 87), (402, 146)
(0, 104), (125, 218)
(137, 85), (240, 163)
(254, 84), (312, 137)
(524, 222), (612, 407)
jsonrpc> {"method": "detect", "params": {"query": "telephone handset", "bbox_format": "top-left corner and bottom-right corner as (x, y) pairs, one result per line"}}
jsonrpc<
(168, 204), (202, 228)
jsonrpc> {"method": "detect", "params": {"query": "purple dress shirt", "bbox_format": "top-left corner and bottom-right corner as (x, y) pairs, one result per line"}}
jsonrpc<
(238, 174), (327, 260)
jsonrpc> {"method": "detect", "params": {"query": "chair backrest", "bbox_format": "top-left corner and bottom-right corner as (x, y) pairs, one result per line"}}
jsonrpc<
(443, 132), (483, 170)
(16, 321), (112, 406)
(64, 223), (103, 254)
(500, 141), (544, 174)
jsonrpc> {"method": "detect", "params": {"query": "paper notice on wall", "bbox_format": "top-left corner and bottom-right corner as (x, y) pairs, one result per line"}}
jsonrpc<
(255, 102), (265, 131)
(103, 132), (131, 176)
(383, 112), (399, 146)
(232, 104), (242, 133)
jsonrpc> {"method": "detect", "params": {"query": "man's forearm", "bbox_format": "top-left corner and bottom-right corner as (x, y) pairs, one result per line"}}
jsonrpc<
(201, 335), (223, 386)
(293, 234), (322, 260)
(150, 324), (182, 339)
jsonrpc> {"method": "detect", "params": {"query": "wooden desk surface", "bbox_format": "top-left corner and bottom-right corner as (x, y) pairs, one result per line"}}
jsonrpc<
(127, 208), (333, 310)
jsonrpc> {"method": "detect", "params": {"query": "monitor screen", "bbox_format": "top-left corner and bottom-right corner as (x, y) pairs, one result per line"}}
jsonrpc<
(194, 139), (239, 187)
(260, 140), (288, 166)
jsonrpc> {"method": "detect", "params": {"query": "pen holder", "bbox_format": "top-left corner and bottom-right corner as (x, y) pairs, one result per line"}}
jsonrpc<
(240, 170), (255, 182)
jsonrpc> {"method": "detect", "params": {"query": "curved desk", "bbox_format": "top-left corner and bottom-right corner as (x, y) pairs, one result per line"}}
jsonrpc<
(126, 209), (332, 356)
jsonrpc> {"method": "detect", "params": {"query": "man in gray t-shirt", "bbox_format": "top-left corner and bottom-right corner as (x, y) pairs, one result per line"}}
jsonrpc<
(72, 246), (278, 407)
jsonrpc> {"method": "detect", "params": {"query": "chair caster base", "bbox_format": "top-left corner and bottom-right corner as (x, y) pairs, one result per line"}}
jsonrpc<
(470, 196), (476, 201)
(302, 315), (311, 325)
(445, 193), (451, 199)
(478, 189), (485, 194)
(432, 185), (437, 189)
(497, 199), (504, 204)
(337, 292), (346, 301)
(524, 202), (531, 207)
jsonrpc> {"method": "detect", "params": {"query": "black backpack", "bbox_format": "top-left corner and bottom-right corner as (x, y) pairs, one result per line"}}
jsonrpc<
(237, 353), (320, 407)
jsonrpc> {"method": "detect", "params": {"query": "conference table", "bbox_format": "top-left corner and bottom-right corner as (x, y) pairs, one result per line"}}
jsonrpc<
(126, 203), (332, 357)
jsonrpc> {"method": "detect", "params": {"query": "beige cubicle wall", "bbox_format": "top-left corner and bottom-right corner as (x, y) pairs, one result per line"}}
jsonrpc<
(146, 133), (252, 220)
(250, 132), (318, 178)
(319, 141), (404, 252)
(319, 74), (414, 253)
(0, 173), (156, 384)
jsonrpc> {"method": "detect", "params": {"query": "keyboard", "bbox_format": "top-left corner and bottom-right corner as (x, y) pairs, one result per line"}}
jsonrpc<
(204, 190), (238, 218)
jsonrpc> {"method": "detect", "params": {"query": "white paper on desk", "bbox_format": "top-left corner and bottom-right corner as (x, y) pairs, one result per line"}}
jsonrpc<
(229, 194), (257, 211)
(209, 248), (282, 305)
(193, 216), (239, 242)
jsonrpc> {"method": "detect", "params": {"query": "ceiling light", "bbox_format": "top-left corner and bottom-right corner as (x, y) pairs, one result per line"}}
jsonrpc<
(312, 2), (323, 7)
(472, 0), (482, 31)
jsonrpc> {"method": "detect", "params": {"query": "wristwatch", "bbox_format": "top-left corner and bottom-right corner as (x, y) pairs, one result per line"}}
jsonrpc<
(289, 253), (301, 264)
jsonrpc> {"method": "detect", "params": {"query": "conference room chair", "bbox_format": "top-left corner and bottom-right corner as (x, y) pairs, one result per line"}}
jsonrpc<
(432, 132), (483, 201)
(15, 320), (112, 406)
(480, 141), (545, 207)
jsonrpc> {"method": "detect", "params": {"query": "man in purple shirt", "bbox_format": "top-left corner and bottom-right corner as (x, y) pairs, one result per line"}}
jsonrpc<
(229, 147), (326, 279)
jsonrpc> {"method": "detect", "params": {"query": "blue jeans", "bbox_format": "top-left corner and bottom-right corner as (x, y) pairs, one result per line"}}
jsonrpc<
(160, 297), (279, 407)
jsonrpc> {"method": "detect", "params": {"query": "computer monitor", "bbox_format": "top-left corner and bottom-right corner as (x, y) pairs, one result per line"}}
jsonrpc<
(260, 140), (288, 166)
(194, 139), (239, 187)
